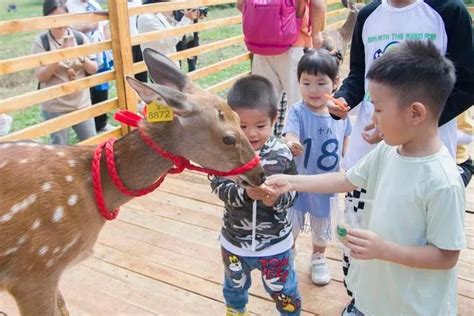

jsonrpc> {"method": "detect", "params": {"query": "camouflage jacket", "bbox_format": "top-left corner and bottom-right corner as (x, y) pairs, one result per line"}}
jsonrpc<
(210, 136), (297, 251)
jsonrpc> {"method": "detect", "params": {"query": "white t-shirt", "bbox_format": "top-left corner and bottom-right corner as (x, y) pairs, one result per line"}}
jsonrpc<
(343, 0), (457, 169)
(128, 0), (142, 37)
(346, 142), (466, 315)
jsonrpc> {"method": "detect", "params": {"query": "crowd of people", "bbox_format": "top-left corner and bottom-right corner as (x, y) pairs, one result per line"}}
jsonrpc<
(9, 0), (474, 315)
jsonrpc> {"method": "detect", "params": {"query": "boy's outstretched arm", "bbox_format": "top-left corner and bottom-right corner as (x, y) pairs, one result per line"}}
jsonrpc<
(265, 172), (357, 195)
(346, 229), (460, 270)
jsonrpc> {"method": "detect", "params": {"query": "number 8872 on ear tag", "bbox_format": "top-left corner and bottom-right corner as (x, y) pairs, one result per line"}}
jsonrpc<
(146, 101), (174, 122)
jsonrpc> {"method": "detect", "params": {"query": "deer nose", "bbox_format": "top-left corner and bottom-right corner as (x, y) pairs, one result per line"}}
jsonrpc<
(259, 171), (266, 183)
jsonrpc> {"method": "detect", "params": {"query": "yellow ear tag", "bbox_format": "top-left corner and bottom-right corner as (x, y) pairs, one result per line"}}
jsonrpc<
(146, 101), (174, 122)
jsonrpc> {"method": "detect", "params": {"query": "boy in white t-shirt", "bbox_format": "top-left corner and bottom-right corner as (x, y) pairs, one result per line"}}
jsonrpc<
(265, 40), (466, 315)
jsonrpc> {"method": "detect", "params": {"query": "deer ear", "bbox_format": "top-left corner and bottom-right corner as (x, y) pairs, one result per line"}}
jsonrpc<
(143, 48), (203, 94)
(126, 76), (194, 116)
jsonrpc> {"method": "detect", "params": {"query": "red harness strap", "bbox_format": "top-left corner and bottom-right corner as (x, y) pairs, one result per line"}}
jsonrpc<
(92, 110), (260, 220)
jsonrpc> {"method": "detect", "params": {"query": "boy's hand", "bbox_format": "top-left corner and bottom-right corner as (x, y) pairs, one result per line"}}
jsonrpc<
(346, 229), (385, 260)
(327, 97), (349, 119)
(262, 190), (279, 207)
(264, 175), (292, 195)
(245, 185), (270, 201)
(362, 122), (384, 144)
(286, 140), (304, 156)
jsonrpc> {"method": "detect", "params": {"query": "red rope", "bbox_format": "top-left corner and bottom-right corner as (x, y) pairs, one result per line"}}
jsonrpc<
(92, 110), (260, 220)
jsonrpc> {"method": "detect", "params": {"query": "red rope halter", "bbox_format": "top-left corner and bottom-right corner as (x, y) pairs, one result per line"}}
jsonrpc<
(92, 110), (260, 220)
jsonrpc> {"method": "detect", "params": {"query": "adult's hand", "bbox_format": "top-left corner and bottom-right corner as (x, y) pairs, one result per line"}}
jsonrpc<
(328, 97), (349, 119)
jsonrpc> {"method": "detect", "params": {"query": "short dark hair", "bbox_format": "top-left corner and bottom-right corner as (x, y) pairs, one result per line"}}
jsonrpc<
(297, 48), (343, 82)
(43, 0), (68, 16)
(227, 75), (278, 119)
(366, 40), (455, 118)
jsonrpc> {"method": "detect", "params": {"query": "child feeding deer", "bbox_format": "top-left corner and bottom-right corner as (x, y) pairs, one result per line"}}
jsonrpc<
(0, 48), (265, 316)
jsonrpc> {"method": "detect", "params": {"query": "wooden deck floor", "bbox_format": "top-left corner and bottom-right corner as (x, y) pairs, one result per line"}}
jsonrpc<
(1, 171), (473, 315)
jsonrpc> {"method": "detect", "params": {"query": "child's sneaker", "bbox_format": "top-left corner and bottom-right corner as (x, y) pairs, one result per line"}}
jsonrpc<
(226, 306), (249, 316)
(311, 253), (331, 285)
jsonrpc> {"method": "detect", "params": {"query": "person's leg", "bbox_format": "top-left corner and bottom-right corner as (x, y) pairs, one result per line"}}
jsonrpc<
(259, 249), (301, 316)
(41, 110), (69, 145)
(221, 248), (253, 314)
(72, 118), (97, 142)
(278, 47), (304, 107)
(90, 88), (108, 132)
(132, 44), (148, 82)
(310, 214), (331, 285)
(252, 55), (284, 97)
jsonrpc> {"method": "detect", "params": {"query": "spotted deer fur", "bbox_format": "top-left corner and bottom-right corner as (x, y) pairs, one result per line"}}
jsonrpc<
(0, 49), (265, 316)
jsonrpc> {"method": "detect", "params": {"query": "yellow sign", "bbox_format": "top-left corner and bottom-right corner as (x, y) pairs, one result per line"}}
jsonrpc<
(146, 101), (174, 122)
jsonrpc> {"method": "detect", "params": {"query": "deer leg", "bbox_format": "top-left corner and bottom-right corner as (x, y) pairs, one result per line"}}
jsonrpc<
(10, 278), (65, 316)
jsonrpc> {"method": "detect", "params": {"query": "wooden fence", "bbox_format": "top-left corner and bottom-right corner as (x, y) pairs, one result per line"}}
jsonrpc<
(0, 0), (373, 145)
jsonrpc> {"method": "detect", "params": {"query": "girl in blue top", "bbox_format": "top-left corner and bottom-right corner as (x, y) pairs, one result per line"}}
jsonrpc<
(283, 49), (351, 285)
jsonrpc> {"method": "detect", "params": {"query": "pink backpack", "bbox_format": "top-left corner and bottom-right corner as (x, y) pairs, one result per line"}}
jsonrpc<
(242, 0), (302, 56)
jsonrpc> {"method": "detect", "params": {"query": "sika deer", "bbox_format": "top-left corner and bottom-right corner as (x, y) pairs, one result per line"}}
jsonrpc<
(322, 0), (362, 57)
(0, 48), (265, 315)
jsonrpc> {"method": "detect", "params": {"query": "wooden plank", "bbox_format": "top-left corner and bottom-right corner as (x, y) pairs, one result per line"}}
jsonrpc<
(133, 35), (245, 74)
(188, 53), (251, 81)
(132, 16), (242, 46)
(207, 72), (251, 93)
(326, 8), (347, 20)
(0, 12), (108, 35)
(0, 41), (111, 75)
(107, 0), (138, 126)
(78, 127), (123, 145)
(0, 99), (118, 142)
(0, 70), (115, 113)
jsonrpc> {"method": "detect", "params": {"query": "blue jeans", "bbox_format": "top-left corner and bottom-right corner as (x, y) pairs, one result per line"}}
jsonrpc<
(42, 110), (96, 145)
(221, 247), (301, 315)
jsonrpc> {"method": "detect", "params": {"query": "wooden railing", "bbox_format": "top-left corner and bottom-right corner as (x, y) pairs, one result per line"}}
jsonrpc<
(0, 0), (351, 144)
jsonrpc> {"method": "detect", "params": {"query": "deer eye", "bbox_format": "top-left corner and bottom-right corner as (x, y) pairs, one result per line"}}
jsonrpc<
(222, 135), (236, 145)
(218, 110), (225, 120)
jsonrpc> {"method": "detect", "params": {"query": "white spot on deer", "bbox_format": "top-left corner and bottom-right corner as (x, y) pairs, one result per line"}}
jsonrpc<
(67, 195), (78, 206)
(45, 145), (54, 150)
(65, 175), (73, 182)
(53, 247), (61, 254)
(62, 236), (80, 253)
(32, 219), (41, 230)
(42, 182), (52, 192)
(0, 143), (12, 149)
(1, 194), (38, 223)
(19, 158), (29, 164)
(46, 259), (54, 268)
(38, 246), (48, 256)
(57, 152), (65, 157)
(0, 213), (13, 223)
(0, 160), (7, 169)
(53, 206), (64, 222)
(27, 143), (40, 147)
(2, 247), (19, 256)
(17, 235), (27, 245)
(68, 160), (76, 167)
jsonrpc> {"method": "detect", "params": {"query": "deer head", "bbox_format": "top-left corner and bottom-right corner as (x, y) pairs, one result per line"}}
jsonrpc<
(0, 48), (264, 316)
(128, 48), (265, 186)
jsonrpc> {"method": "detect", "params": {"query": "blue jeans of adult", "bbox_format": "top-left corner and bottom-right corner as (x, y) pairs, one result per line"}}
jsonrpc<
(221, 247), (301, 315)
(42, 109), (96, 145)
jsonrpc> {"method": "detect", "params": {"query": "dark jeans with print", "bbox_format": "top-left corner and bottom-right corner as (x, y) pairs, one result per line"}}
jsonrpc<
(221, 247), (301, 315)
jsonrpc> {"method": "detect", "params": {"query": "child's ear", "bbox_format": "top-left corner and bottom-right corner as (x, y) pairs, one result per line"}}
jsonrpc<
(410, 102), (427, 125)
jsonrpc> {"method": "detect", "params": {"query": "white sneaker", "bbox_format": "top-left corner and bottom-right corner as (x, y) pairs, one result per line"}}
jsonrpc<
(311, 254), (331, 285)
